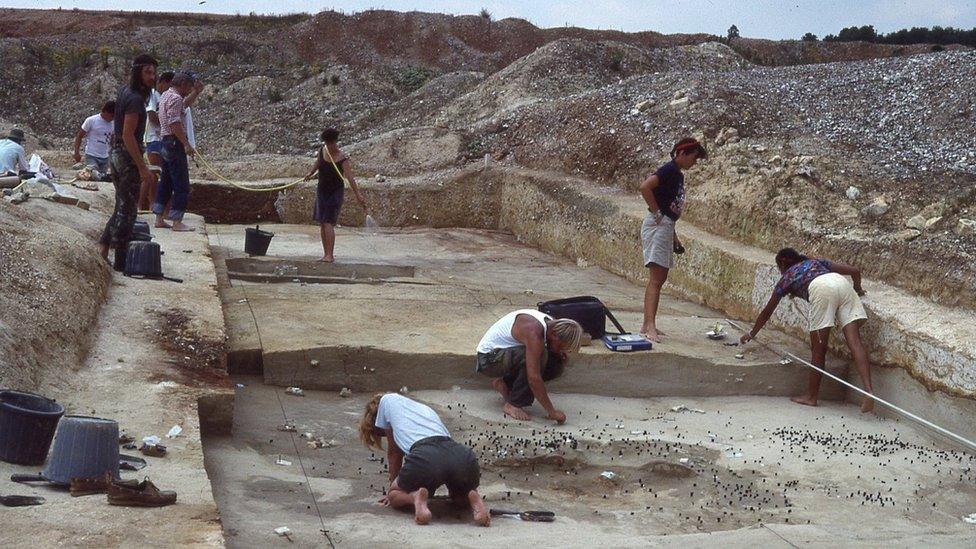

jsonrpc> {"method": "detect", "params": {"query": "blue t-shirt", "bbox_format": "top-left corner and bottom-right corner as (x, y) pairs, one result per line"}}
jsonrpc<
(774, 259), (833, 301)
(652, 161), (685, 221)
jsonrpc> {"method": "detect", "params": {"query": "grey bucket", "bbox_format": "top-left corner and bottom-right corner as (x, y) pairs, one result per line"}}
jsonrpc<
(41, 416), (120, 485)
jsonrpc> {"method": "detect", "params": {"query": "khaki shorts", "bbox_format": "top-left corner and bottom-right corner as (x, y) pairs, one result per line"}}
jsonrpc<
(641, 213), (675, 269)
(807, 273), (867, 331)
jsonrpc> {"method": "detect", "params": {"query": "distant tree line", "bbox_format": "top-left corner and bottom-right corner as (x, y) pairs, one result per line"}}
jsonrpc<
(804, 25), (976, 46)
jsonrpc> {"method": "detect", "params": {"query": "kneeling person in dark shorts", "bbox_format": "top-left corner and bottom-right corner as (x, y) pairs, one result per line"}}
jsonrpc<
(359, 393), (490, 527)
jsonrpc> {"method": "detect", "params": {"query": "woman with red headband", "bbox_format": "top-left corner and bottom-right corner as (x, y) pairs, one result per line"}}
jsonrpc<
(638, 137), (707, 342)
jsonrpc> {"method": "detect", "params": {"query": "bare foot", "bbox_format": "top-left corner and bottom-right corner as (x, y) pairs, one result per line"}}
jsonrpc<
(656, 328), (666, 336)
(639, 331), (663, 343)
(468, 490), (490, 527)
(490, 378), (511, 401)
(154, 221), (172, 229)
(861, 395), (875, 413)
(503, 402), (530, 421)
(171, 222), (195, 232)
(413, 487), (432, 525)
(791, 395), (818, 407)
(318, 255), (335, 263)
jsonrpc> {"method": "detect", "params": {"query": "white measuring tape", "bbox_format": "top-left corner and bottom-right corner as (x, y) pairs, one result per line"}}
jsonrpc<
(725, 318), (976, 453)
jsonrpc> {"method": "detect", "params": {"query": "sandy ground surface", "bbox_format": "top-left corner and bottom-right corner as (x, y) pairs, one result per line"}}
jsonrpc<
(0, 213), (227, 548)
(208, 223), (848, 399)
(205, 383), (976, 548)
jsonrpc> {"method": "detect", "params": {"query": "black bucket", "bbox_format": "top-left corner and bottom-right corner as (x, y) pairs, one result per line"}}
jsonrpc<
(244, 226), (274, 256)
(131, 220), (153, 242)
(124, 241), (164, 277)
(0, 390), (65, 465)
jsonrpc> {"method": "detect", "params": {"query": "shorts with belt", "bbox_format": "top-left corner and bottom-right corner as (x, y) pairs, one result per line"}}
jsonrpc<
(807, 273), (867, 331)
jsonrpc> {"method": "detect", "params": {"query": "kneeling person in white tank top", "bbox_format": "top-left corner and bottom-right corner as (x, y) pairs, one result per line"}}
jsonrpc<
(475, 309), (583, 423)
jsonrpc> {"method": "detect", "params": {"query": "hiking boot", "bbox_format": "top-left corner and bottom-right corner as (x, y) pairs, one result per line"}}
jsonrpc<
(71, 474), (138, 497)
(107, 476), (177, 507)
(139, 442), (167, 457)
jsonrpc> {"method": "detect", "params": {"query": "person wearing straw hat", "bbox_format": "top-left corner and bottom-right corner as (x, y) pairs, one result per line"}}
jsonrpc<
(740, 248), (875, 412)
(303, 127), (368, 263)
(0, 128), (30, 176)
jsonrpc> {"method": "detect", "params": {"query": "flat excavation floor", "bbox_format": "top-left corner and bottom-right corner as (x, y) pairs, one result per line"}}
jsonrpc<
(205, 383), (976, 548)
(203, 223), (974, 547)
(209, 224), (848, 399)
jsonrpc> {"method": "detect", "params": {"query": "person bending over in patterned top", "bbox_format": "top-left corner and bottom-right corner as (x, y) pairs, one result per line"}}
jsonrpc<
(740, 248), (875, 413)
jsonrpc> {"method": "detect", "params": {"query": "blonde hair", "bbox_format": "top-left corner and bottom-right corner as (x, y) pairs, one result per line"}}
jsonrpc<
(358, 393), (385, 450)
(550, 318), (583, 353)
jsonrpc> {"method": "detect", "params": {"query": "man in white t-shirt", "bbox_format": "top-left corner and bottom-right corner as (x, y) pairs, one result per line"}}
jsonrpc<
(0, 128), (29, 176)
(476, 310), (583, 423)
(73, 101), (115, 175)
(359, 393), (490, 527)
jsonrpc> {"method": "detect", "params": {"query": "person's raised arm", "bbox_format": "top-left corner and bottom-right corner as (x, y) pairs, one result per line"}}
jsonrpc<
(343, 159), (369, 212)
(384, 427), (404, 483)
(741, 293), (782, 344)
(513, 317), (565, 423)
(73, 129), (87, 163)
(639, 174), (662, 221)
(122, 112), (154, 188)
(183, 80), (204, 107)
(829, 261), (864, 295)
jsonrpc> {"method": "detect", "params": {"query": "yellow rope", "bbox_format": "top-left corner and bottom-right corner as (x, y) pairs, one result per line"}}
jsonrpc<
(322, 145), (349, 185)
(193, 145), (348, 193)
(194, 151), (305, 192)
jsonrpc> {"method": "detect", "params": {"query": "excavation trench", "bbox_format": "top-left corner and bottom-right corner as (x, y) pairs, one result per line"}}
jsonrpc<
(195, 183), (976, 546)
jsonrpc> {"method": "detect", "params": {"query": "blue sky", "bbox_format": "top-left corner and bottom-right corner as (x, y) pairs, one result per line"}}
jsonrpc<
(4, 0), (975, 39)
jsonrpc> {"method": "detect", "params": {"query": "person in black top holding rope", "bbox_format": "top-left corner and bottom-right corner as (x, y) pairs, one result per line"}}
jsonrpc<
(304, 128), (368, 262)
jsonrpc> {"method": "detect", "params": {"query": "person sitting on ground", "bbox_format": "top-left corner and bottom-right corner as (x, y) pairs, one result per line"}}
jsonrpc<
(152, 71), (196, 232)
(740, 247), (875, 412)
(476, 310), (583, 423)
(73, 101), (116, 177)
(0, 128), (29, 177)
(98, 54), (158, 268)
(141, 70), (173, 211)
(303, 127), (368, 262)
(638, 137), (707, 342)
(359, 392), (490, 527)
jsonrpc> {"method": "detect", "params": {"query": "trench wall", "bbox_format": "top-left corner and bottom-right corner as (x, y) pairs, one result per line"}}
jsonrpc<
(212, 165), (976, 410)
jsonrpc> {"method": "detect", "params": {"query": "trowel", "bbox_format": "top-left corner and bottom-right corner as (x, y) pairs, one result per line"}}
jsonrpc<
(0, 494), (45, 507)
(489, 509), (555, 522)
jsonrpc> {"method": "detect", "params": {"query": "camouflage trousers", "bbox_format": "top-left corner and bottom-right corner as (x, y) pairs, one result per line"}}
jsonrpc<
(99, 147), (141, 250)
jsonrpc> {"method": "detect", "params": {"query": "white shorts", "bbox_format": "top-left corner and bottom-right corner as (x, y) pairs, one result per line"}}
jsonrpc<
(807, 273), (867, 332)
(641, 213), (675, 269)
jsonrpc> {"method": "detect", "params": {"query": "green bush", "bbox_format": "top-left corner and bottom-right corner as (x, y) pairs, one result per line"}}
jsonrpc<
(397, 66), (435, 91)
(608, 50), (624, 72)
